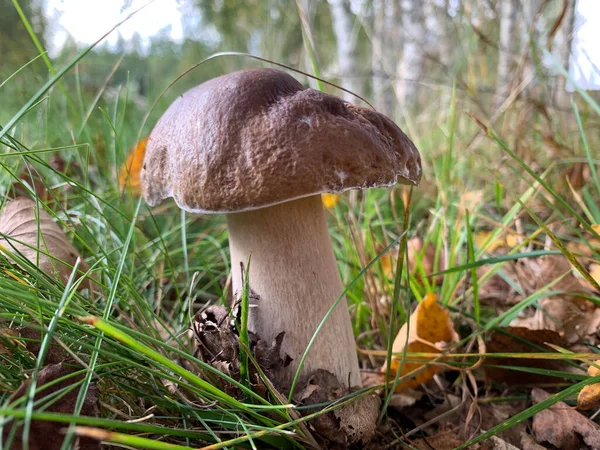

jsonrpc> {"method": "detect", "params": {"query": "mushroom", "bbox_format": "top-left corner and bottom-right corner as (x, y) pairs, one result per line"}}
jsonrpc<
(141, 68), (421, 390)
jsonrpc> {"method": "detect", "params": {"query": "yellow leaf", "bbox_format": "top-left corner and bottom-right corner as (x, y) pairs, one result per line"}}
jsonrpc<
(578, 384), (600, 410)
(505, 234), (518, 247)
(592, 224), (600, 234)
(119, 138), (148, 195)
(321, 193), (340, 209)
(578, 360), (600, 410)
(381, 293), (458, 392)
(379, 253), (392, 277)
(590, 264), (600, 285)
(474, 231), (518, 252)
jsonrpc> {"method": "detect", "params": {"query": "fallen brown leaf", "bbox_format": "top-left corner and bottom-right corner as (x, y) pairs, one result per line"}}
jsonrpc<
(477, 262), (523, 307)
(382, 293), (458, 392)
(404, 432), (519, 450)
(295, 369), (380, 448)
(2, 362), (99, 450)
(484, 327), (568, 385)
(531, 387), (600, 450)
(0, 198), (95, 291)
(192, 305), (291, 396)
(510, 255), (600, 343)
(415, 393), (527, 447)
(520, 431), (549, 450)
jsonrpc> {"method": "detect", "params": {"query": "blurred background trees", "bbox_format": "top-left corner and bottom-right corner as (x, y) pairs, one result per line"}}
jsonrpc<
(0, 0), (595, 129)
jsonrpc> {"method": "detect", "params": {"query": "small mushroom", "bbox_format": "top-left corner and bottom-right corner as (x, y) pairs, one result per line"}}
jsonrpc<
(141, 68), (421, 389)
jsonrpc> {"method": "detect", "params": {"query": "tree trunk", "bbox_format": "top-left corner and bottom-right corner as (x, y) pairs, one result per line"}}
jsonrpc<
(328, 0), (362, 102)
(395, 0), (425, 109)
(520, 0), (542, 98)
(554, 0), (577, 108)
(371, 0), (395, 116)
(495, 0), (519, 107)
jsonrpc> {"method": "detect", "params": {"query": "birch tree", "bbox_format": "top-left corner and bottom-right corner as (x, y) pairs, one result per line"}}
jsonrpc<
(395, 0), (426, 108)
(328, 0), (361, 102)
(371, 0), (396, 115)
(495, 0), (519, 107)
(520, 0), (542, 97)
(554, 0), (577, 107)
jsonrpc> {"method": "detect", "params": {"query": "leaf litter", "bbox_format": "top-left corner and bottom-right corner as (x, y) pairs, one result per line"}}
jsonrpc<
(2, 191), (600, 447)
(192, 304), (381, 448)
(354, 219), (600, 449)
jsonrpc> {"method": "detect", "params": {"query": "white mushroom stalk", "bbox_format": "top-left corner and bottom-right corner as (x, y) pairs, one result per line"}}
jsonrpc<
(227, 194), (360, 388)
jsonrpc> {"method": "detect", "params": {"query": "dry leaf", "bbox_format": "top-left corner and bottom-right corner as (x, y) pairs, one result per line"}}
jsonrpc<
(0, 198), (95, 291)
(591, 264), (600, 284)
(295, 369), (380, 448)
(192, 305), (291, 396)
(2, 362), (100, 450)
(509, 255), (600, 343)
(399, 393), (527, 448)
(459, 189), (484, 214)
(577, 360), (600, 410)
(531, 387), (600, 450)
(381, 293), (458, 392)
(404, 433), (518, 450)
(474, 230), (519, 252)
(567, 238), (600, 259)
(484, 327), (568, 385)
(321, 193), (340, 209)
(577, 263), (600, 293)
(520, 431), (549, 450)
(379, 251), (393, 278)
(477, 262), (523, 306)
(118, 137), (147, 195)
(402, 434), (471, 450)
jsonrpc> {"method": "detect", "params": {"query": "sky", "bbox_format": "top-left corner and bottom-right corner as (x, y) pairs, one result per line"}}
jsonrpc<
(44, 0), (186, 56)
(43, 0), (600, 90)
(569, 0), (600, 90)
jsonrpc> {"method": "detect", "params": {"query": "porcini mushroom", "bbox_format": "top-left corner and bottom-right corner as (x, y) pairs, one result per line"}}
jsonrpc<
(141, 68), (421, 389)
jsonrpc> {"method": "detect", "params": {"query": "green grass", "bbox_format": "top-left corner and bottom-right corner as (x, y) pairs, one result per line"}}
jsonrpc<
(1, 1), (600, 449)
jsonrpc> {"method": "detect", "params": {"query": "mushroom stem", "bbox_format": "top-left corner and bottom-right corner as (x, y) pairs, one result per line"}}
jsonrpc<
(227, 195), (361, 389)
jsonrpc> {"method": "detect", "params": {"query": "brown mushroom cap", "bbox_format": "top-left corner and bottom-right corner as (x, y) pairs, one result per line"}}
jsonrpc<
(141, 68), (421, 213)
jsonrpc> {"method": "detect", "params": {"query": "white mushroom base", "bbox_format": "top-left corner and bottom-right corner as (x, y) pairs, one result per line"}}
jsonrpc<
(227, 195), (361, 389)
